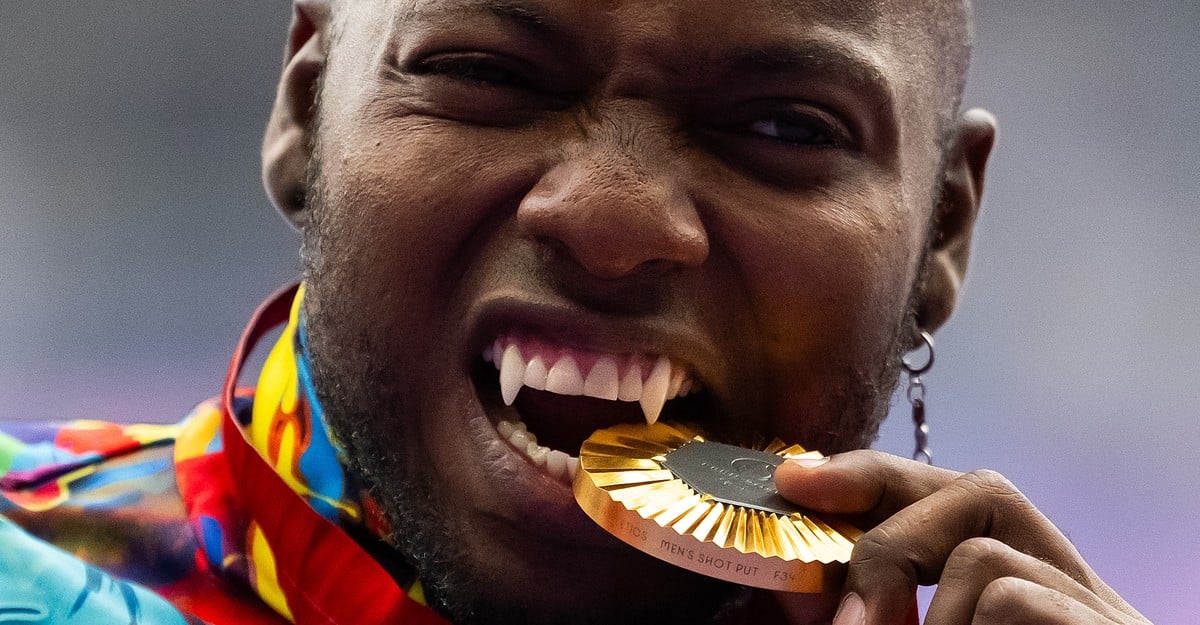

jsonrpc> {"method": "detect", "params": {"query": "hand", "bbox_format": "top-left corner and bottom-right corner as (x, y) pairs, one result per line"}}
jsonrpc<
(772, 451), (1152, 625)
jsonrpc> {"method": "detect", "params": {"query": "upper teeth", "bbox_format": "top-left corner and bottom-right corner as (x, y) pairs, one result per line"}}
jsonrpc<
(486, 335), (697, 425)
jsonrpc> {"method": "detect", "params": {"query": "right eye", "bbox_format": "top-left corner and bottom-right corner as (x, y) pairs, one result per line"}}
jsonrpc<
(398, 50), (573, 126)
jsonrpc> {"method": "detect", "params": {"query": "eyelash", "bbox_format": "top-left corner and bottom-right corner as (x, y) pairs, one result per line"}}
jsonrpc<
(414, 55), (533, 90)
(742, 114), (842, 147)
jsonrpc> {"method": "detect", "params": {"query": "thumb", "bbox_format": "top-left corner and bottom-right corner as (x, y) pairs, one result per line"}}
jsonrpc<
(774, 449), (959, 522)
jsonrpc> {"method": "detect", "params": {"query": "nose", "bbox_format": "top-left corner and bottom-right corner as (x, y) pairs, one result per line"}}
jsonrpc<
(517, 116), (708, 280)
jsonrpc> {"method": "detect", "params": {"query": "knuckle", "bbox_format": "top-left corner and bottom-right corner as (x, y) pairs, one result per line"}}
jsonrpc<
(963, 468), (1015, 492)
(976, 576), (1033, 620)
(847, 524), (918, 585)
(945, 536), (1011, 577)
(849, 529), (892, 565)
(958, 469), (1028, 504)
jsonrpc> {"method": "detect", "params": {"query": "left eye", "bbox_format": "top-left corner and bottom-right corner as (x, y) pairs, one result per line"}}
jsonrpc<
(416, 55), (533, 89)
(744, 115), (837, 146)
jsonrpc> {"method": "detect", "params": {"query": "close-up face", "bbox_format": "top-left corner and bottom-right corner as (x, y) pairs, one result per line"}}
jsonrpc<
(281, 0), (988, 622)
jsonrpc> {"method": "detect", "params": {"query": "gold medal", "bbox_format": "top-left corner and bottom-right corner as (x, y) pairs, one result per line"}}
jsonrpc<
(573, 422), (861, 592)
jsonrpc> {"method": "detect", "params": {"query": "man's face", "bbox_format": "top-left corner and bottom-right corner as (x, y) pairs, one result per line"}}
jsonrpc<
(298, 0), (958, 622)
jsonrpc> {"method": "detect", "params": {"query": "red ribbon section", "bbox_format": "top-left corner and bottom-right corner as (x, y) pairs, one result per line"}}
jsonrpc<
(220, 284), (448, 625)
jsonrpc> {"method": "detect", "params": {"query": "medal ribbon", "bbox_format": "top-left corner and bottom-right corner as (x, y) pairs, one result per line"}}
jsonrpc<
(208, 284), (445, 625)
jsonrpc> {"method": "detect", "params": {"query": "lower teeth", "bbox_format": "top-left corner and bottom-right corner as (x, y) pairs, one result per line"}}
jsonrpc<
(496, 419), (579, 484)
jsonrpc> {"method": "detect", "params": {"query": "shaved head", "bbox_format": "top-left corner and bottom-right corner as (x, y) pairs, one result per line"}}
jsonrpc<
(906, 0), (975, 127)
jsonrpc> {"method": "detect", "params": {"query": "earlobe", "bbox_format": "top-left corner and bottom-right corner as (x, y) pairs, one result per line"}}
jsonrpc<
(262, 1), (330, 228)
(915, 108), (997, 336)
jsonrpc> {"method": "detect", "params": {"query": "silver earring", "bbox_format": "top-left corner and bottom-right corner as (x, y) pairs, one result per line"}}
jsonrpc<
(902, 330), (935, 465)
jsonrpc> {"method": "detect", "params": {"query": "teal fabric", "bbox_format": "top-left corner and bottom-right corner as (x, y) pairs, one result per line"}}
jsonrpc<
(0, 516), (189, 625)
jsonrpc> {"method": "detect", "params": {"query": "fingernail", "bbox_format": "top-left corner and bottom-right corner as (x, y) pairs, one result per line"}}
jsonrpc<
(832, 592), (865, 625)
(786, 455), (830, 469)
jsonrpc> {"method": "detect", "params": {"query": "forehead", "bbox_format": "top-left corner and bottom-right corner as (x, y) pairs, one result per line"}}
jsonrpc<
(368, 0), (934, 103)
(403, 0), (888, 29)
(391, 0), (896, 58)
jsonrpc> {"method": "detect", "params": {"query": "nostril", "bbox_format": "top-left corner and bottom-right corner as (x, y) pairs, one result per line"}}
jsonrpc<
(517, 160), (708, 282)
(538, 216), (708, 282)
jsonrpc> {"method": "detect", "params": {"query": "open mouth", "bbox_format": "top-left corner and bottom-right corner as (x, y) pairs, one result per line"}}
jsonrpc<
(471, 332), (716, 487)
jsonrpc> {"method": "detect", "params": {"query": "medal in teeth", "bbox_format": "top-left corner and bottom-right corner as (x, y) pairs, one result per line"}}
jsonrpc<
(573, 422), (863, 593)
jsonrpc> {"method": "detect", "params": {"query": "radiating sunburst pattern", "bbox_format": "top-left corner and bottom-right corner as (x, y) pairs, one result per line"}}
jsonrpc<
(574, 422), (863, 592)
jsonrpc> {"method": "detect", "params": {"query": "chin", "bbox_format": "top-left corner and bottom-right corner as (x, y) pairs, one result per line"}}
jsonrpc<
(432, 531), (747, 625)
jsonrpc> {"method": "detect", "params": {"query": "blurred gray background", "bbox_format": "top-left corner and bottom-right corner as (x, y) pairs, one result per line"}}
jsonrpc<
(1, 2), (1196, 622)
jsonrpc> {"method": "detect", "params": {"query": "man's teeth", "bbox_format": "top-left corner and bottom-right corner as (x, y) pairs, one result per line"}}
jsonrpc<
(496, 419), (579, 485)
(483, 337), (702, 484)
(499, 344), (526, 405)
(545, 355), (585, 396)
(617, 366), (642, 401)
(489, 338), (698, 425)
(640, 356), (672, 425)
(582, 356), (619, 401)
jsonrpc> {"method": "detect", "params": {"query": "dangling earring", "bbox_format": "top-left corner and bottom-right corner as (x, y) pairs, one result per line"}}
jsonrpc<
(902, 330), (935, 465)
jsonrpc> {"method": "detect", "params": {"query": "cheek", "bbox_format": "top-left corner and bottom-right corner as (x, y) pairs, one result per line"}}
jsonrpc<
(309, 120), (545, 331)
(714, 182), (923, 369)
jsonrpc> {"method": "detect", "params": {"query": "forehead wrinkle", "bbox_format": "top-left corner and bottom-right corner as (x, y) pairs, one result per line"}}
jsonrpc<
(575, 0), (891, 88)
(402, 0), (562, 35)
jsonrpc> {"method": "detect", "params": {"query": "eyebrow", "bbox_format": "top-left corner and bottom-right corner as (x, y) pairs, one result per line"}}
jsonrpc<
(720, 40), (894, 105)
(403, 0), (894, 107)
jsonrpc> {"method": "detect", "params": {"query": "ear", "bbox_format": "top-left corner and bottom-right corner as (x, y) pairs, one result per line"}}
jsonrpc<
(262, 1), (331, 228)
(915, 108), (997, 336)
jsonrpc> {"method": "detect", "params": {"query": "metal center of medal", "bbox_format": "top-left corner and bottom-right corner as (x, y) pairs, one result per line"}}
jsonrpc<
(661, 440), (801, 516)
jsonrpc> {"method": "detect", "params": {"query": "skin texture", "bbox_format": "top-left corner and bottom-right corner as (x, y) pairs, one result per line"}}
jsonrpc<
(260, 1), (1149, 624)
